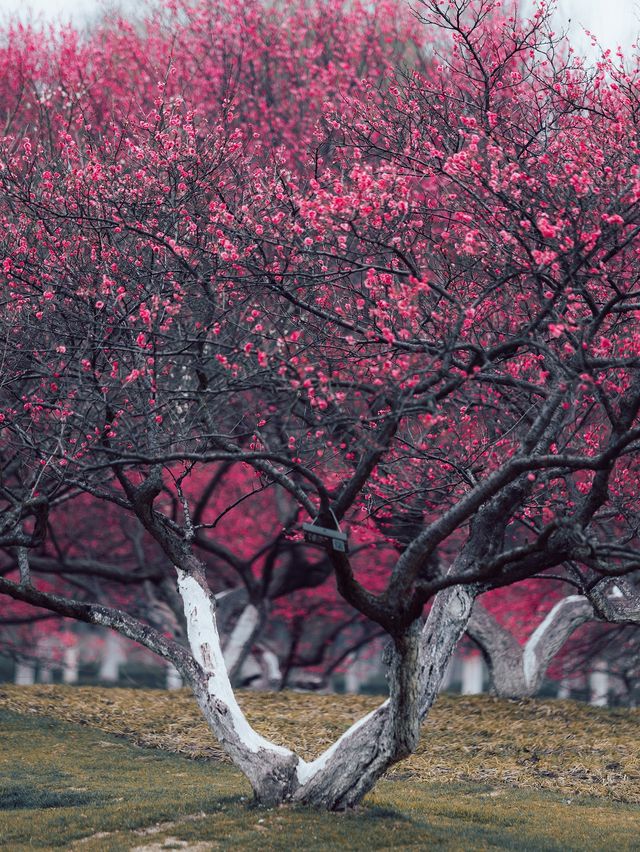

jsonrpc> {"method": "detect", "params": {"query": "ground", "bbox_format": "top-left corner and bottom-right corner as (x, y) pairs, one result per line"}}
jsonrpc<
(1, 686), (639, 849)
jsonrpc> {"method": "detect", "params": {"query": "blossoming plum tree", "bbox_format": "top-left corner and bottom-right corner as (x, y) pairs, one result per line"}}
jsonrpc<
(0, 0), (415, 684)
(1, 0), (640, 810)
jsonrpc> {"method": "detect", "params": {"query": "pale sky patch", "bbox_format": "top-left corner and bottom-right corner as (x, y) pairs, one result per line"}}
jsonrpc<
(556, 0), (640, 56)
(0, 0), (128, 27)
(0, 0), (637, 60)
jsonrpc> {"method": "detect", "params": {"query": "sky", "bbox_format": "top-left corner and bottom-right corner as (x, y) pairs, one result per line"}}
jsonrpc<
(0, 0), (637, 58)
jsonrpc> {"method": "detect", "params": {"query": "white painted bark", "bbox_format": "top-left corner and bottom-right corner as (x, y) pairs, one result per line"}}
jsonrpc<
(468, 595), (594, 698)
(439, 658), (454, 692)
(166, 664), (183, 690)
(461, 655), (484, 694)
(223, 603), (260, 680)
(14, 660), (35, 685)
(36, 636), (55, 683)
(259, 648), (281, 689)
(589, 663), (609, 707)
(99, 630), (125, 682)
(176, 568), (299, 804)
(175, 563), (475, 809)
(344, 654), (368, 694)
(38, 662), (53, 684)
(62, 645), (79, 684)
(178, 570), (289, 754)
(521, 596), (589, 688)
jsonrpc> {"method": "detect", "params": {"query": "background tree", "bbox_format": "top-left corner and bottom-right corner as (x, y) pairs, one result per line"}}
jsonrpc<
(467, 577), (640, 698)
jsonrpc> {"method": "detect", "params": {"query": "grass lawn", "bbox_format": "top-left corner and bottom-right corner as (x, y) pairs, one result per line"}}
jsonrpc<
(0, 687), (639, 849)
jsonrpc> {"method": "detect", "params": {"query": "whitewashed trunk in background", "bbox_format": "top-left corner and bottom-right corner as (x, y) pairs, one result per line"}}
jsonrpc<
(345, 655), (368, 694)
(62, 645), (79, 684)
(39, 662), (53, 683)
(467, 596), (594, 698)
(589, 664), (609, 707)
(166, 664), (183, 690)
(439, 658), (454, 692)
(99, 630), (125, 682)
(37, 637), (55, 683)
(259, 648), (281, 689)
(223, 604), (260, 679)
(14, 660), (35, 685)
(461, 655), (484, 694)
(557, 678), (572, 699)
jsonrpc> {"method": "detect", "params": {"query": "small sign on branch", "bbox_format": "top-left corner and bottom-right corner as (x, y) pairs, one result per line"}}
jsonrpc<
(302, 522), (349, 553)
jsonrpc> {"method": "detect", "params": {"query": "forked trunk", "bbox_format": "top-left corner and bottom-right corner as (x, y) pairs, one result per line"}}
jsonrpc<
(176, 566), (475, 809)
(467, 596), (594, 698)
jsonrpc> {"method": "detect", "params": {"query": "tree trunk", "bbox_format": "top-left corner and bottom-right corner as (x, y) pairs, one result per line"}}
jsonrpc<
(99, 630), (125, 682)
(345, 654), (368, 694)
(255, 647), (281, 689)
(174, 564), (475, 809)
(589, 662), (609, 707)
(39, 661), (53, 684)
(467, 596), (593, 698)
(223, 603), (263, 682)
(62, 645), (79, 684)
(461, 655), (484, 694)
(14, 659), (35, 685)
(166, 664), (183, 690)
(175, 566), (300, 806)
(291, 585), (476, 809)
(292, 584), (477, 807)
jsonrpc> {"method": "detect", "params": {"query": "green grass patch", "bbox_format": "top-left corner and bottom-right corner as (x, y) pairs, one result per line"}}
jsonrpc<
(0, 700), (639, 850)
(0, 710), (247, 849)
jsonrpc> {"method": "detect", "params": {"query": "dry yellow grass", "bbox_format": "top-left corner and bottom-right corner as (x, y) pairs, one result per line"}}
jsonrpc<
(1, 685), (638, 804)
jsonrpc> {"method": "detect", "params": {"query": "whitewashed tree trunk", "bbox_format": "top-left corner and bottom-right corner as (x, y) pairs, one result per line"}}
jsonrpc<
(166, 664), (183, 690)
(37, 636), (55, 683)
(258, 648), (281, 690)
(461, 654), (484, 694)
(439, 657), (454, 692)
(175, 564), (475, 809)
(557, 678), (572, 699)
(38, 661), (53, 683)
(467, 596), (594, 698)
(344, 654), (368, 694)
(223, 603), (261, 681)
(14, 659), (35, 685)
(589, 663), (609, 707)
(99, 630), (125, 682)
(62, 645), (79, 684)
(176, 567), (299, 804)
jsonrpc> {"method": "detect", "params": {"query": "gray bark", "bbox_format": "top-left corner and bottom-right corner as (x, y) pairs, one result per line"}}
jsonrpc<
(467, 580), (640, 699)
(287, 585), (476, 809)
(467, 596), (594, 697)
